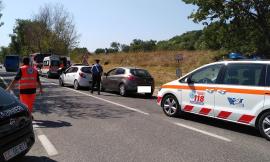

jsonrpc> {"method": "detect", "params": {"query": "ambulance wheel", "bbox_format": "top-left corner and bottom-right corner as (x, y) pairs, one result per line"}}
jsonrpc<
(74, 80), (80, 90)
(59, 78), (64, 86)
(258, 111), (270, 141)
(161, 94), (181, 117)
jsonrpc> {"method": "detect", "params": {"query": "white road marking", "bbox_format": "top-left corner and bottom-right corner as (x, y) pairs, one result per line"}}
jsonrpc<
(47, 82), (150, 115)
(173, 122), (232, 142)
(38, 135), (59, 156)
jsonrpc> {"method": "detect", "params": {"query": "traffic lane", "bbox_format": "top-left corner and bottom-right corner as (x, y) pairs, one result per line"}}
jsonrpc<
(36, 80), (270, 161)
(43, 77), (267, 142)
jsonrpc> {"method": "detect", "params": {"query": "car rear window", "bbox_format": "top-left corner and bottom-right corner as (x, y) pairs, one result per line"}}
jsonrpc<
(130, 69), (151, 77)
(0, 88), (15, 108)
(51, 60), (60, 66)
(81, 67), (92, 73)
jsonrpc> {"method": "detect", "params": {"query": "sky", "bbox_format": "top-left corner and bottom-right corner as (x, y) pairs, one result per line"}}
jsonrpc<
(0, 0), (203, 52)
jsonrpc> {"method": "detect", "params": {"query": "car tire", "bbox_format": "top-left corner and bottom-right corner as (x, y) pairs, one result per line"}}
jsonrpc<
(74, 80), (80, 90)
(145, 92), (153, 98)
(258, 111), (270, 141)
(119, 84), (127, 96)
(59, 78), (64, 87)
(161, 94), (181, 117)
(100, 82), (105, 92)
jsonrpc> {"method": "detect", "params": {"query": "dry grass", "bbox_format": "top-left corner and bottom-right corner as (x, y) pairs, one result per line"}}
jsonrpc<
(73, 50), (217, 86)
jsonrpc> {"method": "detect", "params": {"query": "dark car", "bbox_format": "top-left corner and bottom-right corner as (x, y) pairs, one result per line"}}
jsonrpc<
(0, 87), (35, 161)
(101, 67), (155, 97)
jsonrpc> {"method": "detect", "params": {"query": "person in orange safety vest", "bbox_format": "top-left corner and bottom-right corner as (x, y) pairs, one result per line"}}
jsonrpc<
(6, 57), (43, 114)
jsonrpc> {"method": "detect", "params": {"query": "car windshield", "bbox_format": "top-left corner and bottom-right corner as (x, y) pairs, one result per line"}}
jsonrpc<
(130, 69), (151, 77)
(81, 67), (92, 73)
(0, 87), (15, 108)
(51, 60), (60, 66)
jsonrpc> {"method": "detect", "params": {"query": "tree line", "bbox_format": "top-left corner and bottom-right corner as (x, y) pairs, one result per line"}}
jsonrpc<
(0, 3), (79, 62)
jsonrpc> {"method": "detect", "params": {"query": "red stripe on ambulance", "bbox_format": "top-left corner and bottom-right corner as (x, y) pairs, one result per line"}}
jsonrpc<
(199, 108), (212, 115)
(238, 115), (255, 124)
(183, 105), (194, 112)
(217, 111), (232, 119)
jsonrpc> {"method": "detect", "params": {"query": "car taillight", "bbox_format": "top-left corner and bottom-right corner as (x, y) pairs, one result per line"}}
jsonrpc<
(79, 72), (86, 78)
(127, 75), (136, 81)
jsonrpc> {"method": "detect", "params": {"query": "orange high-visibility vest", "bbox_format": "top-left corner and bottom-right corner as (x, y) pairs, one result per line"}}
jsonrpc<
(19, 65), (38, 90)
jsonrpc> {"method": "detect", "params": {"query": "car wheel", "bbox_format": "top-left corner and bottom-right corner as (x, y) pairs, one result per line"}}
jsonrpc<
(119, 84), (127, 96)
(145, 92), (153, 98)
(59, 78), (64, 86)
(161, 94), (181, 117)
(100, 82), (105, 92)
(74, 80), (80, 90)
(258, 111), (270, 140)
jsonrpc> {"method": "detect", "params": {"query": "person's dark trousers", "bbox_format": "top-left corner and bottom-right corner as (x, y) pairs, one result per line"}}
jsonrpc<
(91, 74), (101, 94)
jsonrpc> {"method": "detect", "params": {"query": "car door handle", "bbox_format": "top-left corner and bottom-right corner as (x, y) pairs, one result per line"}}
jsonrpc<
(217, 89), (226, 94)
(206, 89), (214, 93)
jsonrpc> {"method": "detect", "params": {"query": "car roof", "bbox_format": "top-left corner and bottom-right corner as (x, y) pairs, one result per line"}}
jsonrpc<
(116, 67), (147, 70)
(209, 60), (270, 66)
(70, 65), (91, 68)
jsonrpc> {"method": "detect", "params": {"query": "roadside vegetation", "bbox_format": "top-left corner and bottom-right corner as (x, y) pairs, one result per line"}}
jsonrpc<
(81, 50), (221, 86)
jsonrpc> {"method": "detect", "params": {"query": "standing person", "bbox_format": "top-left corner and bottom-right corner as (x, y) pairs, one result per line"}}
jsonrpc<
(91, 59), (103, 95)
(6, 57), (43, 114)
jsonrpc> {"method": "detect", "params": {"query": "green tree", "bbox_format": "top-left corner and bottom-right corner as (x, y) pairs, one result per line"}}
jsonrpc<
(182, 0), (270, 55)
(95, 48), (105, 54)
(110, 42), (120, 52)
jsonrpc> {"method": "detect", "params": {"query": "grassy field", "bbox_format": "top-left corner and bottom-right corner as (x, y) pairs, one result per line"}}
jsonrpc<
(73, 50), (220, 86)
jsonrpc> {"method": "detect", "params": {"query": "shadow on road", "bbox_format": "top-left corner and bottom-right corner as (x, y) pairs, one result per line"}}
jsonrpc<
(34, 84), (134, 119)
(33, 120), (72, 128)
(178, 112), (261, 138)
(12, 156), (57, 162)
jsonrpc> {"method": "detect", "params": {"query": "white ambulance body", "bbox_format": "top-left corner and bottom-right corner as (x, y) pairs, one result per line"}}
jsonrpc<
(41, 55), (60, 78)
(157, 61), (270, 140)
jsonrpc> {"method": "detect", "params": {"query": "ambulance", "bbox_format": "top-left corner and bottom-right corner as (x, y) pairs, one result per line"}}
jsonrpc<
(41, 55), (60, 78)
(157, 61), (270, 140)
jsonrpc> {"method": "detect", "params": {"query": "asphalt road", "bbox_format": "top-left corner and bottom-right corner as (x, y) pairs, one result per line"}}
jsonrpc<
(1, 69), (270, 162)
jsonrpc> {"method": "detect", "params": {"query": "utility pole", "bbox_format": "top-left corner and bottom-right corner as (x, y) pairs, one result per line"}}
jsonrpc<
(175, 54), (183, 78)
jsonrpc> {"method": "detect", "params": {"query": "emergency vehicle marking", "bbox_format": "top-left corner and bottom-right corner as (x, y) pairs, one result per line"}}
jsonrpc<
(161, 85), (266, 95)
(182, 104), (255, 124)
(238, 115), (255, 124)
(199, 108), (212, 115)
(217, 111), (232, 119)
(183, 105), (194, 112)
(189, 90), (205, 105)
(228, 97), (244, 107)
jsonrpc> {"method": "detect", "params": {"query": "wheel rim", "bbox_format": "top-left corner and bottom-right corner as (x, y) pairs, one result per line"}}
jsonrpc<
(120, 85), (125, 95)
(262, 116), (270, 138)
(163, 97), (177, 115)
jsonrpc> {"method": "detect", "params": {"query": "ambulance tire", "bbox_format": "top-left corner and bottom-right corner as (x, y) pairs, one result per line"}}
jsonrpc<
(161, 94), (181, 117)
(258, 111), (270, 141)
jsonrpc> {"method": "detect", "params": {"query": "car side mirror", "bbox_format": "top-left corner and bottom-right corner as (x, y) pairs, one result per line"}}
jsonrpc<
(186, 77), (193, 84)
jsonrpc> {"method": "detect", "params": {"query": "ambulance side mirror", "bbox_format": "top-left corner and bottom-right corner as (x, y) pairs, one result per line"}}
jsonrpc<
(186, 76), (193, 84)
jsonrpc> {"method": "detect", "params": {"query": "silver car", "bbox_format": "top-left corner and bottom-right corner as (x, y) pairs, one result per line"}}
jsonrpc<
(101, 67), (155, 97)
(59, 65), (92, 90)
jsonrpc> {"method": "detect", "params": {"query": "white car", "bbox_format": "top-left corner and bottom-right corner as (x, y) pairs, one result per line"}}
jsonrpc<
(59, 65), (92, 90)
(157, 60), (270, 140)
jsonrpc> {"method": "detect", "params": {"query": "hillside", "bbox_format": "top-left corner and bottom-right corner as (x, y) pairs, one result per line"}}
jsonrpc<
(73, 50), (220, 86)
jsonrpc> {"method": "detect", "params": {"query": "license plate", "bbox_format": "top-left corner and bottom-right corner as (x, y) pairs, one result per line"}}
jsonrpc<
(137, 86), (151, 93)
(3, 142), (28, 161)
